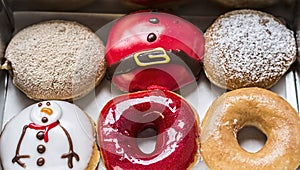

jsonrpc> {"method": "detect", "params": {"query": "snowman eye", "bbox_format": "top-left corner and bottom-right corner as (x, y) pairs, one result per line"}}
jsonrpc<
(38, 103), (42, 107)
(46, 102), (51, 106)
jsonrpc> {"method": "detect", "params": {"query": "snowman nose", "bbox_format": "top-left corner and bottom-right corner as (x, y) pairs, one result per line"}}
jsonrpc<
(41, 107), (53, 115)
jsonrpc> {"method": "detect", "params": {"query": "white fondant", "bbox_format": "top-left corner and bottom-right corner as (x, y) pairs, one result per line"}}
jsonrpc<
(0, 101), (95, 170)
(30, 101), (62, 125)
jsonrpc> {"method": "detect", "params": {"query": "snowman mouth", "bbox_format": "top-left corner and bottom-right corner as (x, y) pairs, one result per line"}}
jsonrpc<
(41, 107), (53, 115)
(41, 117), (48, 123)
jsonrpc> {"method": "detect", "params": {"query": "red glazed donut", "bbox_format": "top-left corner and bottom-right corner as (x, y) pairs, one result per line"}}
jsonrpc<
(97, 87), (200, 170)
(106, 11), (204, 92)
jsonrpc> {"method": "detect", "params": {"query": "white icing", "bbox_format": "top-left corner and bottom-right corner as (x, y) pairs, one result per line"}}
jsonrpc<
(0, 101), (94, 170)
(204, 10), (296, 89)
(30, 101), (62, 125)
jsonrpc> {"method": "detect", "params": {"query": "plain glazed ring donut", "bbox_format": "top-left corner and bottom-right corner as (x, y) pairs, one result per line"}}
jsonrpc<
(201, 87), (300, 169)
(97, 87), (200, 170)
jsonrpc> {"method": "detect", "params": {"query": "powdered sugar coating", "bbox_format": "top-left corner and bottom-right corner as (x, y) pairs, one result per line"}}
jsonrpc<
(204, 9), (296, 90)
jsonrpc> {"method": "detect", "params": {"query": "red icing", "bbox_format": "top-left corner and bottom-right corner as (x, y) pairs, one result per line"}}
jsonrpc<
(112, 65), (195, 92)
(105, 11), (204, 92)
(98, 89), (199, 170)
(106, 12), (204, 66)
(28, 121), (59, 142)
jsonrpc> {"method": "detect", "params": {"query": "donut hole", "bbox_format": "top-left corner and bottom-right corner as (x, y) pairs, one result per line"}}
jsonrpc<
(136, 127), (158, 154)
(237, 126), (267, 153)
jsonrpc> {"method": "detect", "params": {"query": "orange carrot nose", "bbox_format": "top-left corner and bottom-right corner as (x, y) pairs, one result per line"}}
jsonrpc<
(41, 107), (53, 115)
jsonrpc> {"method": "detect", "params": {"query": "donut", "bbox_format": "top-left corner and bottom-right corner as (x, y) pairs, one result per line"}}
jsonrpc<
(0, 101), (99, 169)
(106, 11), (204, 92)
(204, 9), (296, 90)
(201, 87), (300, 169)
(4, 20), (106, 100)
(97, 86), (200, 169)
(210, 0), (279, 8)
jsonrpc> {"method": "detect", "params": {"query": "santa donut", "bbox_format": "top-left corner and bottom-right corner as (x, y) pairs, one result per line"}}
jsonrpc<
(105, 11), (204, 92)
(98, 11), (204, 170)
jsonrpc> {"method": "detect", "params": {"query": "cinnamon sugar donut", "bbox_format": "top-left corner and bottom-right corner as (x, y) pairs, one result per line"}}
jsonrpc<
(4, 20), (106, 100)
(204, 9), (296, 90)
(201, 87), (300, 169)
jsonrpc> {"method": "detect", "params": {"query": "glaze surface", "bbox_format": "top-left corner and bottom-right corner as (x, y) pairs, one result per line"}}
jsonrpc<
(98, 88), (200, 170)
(201, 88), (300, 169)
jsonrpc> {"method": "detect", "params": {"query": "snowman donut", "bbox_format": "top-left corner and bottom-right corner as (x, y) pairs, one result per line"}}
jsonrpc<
(0, 101), (99, 170)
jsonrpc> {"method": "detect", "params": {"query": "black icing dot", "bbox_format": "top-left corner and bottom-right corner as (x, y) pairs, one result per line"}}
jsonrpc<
(41, 117), (48, 123)
(38, 103), (42, 107)
(37, 157), (45, 166)
(36, 131), (44, 140)
(147, 33), (157, 42)
(37, 145), (46, 154)
(46, 102), (51, 106)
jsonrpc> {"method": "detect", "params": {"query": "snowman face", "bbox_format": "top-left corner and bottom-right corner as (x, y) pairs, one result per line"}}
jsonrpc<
(30, 101), (62, 125)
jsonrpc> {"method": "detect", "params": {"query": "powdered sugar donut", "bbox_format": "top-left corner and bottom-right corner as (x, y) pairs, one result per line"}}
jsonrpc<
(0, 101), (99, 169)
(204, 9), (296, 90)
